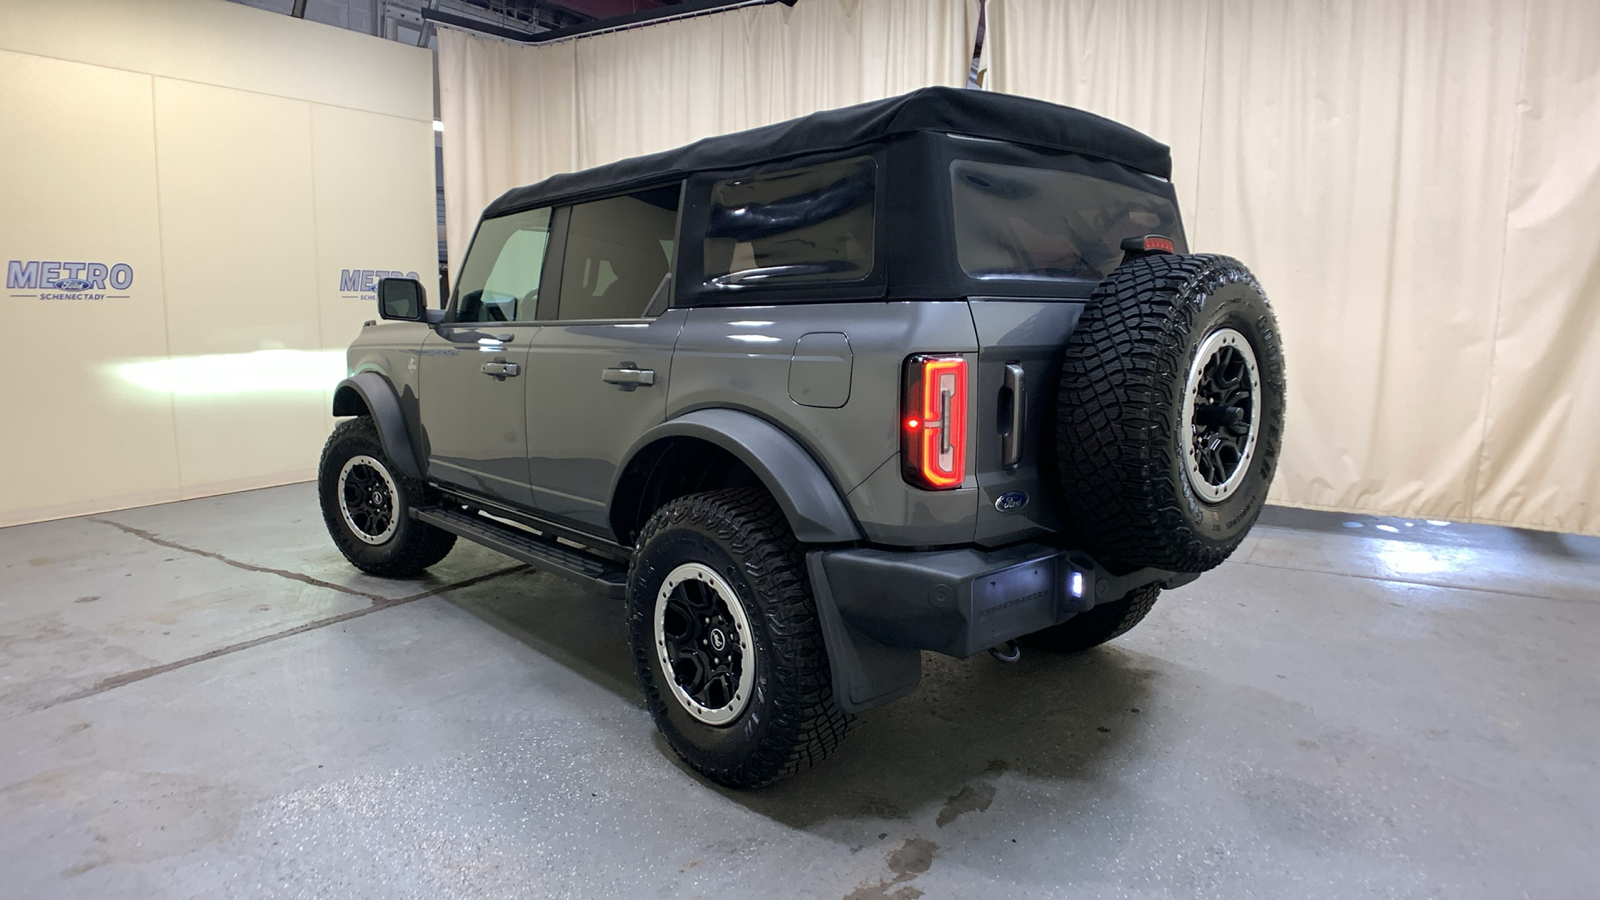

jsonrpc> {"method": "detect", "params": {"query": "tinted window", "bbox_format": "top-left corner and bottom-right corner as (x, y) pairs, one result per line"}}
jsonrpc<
(704, 157), (876, 288)
(453, 207), (551, 322)
(555, 185), (680, 320)
(951, 160), (1186, 282)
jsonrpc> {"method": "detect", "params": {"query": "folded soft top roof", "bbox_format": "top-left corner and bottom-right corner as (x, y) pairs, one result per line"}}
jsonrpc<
(481, 86), (1173, 219)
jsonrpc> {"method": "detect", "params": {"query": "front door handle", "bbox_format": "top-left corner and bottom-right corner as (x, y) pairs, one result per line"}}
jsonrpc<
(602, 365), (656, 391)
(481, 360), (520, 379)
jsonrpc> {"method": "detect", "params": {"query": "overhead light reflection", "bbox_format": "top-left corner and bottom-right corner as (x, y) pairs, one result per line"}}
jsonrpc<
(1373, 541), (1474, 580)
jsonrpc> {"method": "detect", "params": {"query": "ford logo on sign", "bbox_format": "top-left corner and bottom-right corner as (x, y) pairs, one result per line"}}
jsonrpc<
(51, 278), (93, 291)
(995, 491), (1029, 512)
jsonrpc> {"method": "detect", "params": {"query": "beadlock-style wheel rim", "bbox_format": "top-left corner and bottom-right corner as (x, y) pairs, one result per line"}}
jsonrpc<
(654, 562), (755, 726)
(1181, 327), (1262, 503)
(337, 455), (400, 545)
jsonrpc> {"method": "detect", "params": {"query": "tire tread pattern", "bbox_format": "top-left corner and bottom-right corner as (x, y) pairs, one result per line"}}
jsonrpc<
(1057, 253), (1285, 573)
(318, 417), (455, 578)
(629, 488), (852, 788)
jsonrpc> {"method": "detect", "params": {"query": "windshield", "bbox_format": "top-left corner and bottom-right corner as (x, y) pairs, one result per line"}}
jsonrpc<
(951, 159), (1186, 282)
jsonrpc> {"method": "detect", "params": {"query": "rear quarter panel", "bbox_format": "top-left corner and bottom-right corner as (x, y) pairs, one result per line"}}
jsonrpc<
(668, 302), (979, 546)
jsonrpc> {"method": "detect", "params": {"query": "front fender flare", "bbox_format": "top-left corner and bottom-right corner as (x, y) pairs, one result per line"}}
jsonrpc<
(331, 371), (422, 481)
(615, 409), (861, 544)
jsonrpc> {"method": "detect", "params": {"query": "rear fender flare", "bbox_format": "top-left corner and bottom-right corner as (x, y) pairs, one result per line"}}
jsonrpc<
(331, 372), (423, 481)
(613, 409), (861, 545)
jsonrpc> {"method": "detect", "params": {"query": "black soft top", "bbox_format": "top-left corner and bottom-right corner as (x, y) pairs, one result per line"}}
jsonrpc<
(481, 86), (1172, 218)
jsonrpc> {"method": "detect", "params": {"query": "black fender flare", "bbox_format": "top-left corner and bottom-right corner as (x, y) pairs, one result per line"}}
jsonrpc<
(613, 409), (861, 544)
(331, 371), (423, 481)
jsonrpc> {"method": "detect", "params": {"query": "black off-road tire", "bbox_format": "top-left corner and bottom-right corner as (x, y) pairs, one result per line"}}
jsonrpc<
(1022, 585), (1162, 654)
(318, 417), (455, 577)
(1057, 253), (1286, 573)
(627, 488), (851, 789)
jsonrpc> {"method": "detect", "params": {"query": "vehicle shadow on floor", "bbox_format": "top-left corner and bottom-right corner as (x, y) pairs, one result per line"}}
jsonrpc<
(721, 647), (1157, 829)
(445, 568), (1157, 828)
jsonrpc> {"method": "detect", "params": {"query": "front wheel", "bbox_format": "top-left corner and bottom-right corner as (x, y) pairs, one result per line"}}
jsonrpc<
(626, 488), (851, 788)
(318, 417), (455, 577)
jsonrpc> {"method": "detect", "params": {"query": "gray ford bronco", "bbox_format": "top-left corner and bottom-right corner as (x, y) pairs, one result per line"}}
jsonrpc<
(318, 87), (1285, 788)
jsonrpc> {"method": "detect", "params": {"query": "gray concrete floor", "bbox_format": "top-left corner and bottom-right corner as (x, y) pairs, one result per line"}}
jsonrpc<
(1, 486), (1597, 899)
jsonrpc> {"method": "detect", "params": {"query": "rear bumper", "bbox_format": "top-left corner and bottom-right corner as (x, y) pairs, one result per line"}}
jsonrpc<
(807, 543), (1197, 713)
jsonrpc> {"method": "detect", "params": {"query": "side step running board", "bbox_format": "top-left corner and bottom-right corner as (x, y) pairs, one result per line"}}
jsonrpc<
(413, 506), (628, 599)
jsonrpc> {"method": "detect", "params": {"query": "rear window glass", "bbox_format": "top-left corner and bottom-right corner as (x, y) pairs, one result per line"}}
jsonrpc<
(951, 160), (1186, 282)
(704, 157), (876, 288)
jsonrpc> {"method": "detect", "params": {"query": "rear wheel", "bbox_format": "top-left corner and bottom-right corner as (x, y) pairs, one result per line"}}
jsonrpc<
(1022, 585), (1161, 653)
(627, 488), (851, 788)
(1056, 253), (1286, 573)
(318, 417), (455, 577)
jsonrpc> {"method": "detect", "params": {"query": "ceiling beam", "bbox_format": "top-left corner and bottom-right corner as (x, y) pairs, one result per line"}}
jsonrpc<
(422, 0), (792, 44)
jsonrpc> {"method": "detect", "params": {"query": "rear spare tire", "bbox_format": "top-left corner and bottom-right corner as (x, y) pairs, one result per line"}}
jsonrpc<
(1056, 253), (1285, 573)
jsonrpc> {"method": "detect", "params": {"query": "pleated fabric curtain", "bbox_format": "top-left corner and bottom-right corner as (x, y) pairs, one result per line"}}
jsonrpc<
(991, 0), (1600, 537)
(438, 0), (980, 280)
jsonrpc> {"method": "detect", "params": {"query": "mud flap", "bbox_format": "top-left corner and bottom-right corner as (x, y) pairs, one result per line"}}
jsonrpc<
(806, 552), (922, 715)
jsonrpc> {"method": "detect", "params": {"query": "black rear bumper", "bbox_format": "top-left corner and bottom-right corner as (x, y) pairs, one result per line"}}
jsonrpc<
(808, 543), (1196, 713)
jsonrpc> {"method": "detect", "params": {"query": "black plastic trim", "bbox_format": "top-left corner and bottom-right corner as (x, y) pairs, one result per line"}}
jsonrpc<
(612, 409), (862, 544)
(805, 552), (922, 715)
(414, 506), (627, 599)
(815, 542), (1179, 659)
(332, 372), (423, 481)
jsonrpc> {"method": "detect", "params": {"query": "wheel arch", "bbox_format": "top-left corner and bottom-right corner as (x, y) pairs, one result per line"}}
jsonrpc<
(609, 409), (862, 547)
(331, 372), (423, 481)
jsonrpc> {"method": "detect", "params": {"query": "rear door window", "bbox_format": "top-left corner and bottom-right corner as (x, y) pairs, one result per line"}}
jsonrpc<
(951, 160), (1186, 282)
(704, 156), (876, 288)
(553, 184), (680, 320)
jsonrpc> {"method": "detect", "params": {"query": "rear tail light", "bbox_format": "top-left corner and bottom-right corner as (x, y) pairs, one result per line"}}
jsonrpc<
(902, 354), (968, 489)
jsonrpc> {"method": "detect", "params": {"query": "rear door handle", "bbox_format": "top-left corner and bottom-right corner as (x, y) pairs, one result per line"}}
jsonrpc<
(481, 361), (520, 378)
(602, 365), (656, 391)
(1001, 363), (1025, 467)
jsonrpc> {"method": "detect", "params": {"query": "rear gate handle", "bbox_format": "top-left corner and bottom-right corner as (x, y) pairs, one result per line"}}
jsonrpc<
(1001, 363), (1025, 468)
(602, 364), (656, 392)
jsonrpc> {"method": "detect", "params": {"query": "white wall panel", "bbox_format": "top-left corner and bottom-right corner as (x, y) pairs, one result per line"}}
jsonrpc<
(0, 50), (180, 524)
(0, 1), (435, 526)
(152, 77), (328, 493)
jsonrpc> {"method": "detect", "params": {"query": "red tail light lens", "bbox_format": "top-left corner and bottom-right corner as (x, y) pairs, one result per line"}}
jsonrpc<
(902, 354), (968, 489)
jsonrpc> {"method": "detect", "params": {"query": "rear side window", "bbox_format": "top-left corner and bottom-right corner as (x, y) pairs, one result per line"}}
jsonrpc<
(951, 160), (1186, 282)
(453, 207), (551, 322)
(554, 184), (681, 321)
(704, 157), (876, 288)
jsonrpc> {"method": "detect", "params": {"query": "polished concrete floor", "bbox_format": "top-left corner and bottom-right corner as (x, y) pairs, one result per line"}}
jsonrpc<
(1, 485), (1596, 899)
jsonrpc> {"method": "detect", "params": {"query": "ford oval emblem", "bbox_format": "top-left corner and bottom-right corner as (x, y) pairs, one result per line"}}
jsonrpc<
(51, 278), (93, 291)
(995, 491), (1029, 512)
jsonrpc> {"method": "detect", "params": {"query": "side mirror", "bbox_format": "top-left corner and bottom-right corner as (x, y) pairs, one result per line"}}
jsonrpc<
(377, 277), (426, 321)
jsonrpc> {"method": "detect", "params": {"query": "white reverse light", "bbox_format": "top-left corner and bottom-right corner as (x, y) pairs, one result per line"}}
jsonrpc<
(1070, 571), (1085, 598)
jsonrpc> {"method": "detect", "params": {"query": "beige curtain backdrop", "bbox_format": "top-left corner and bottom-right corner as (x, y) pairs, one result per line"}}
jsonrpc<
(438, 0), (980, 280)
(992, 0), (1600, 536)
(0, 0), (437, 527)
